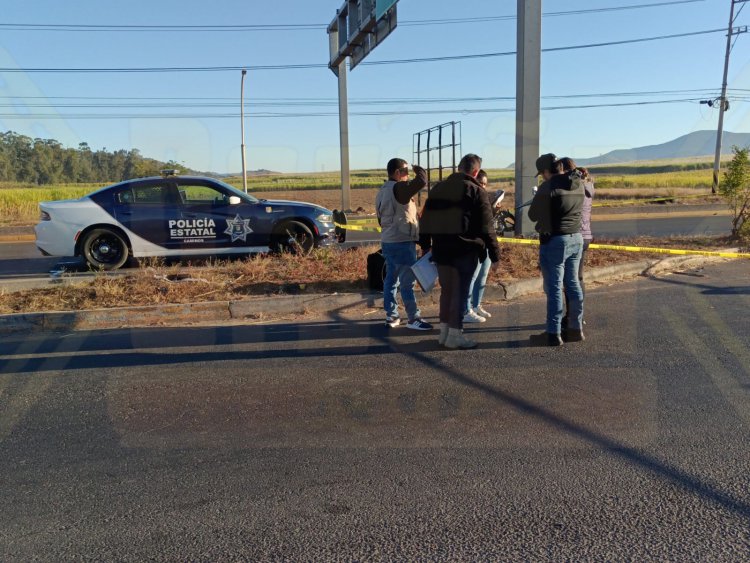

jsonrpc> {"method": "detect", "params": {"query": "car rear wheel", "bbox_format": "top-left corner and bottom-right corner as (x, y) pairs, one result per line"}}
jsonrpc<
(82, 228), (129, 270)
(271, 220), (314, 255)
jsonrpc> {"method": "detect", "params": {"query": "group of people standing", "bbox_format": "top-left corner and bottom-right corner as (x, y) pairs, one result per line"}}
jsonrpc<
(375, 152), (594, 349)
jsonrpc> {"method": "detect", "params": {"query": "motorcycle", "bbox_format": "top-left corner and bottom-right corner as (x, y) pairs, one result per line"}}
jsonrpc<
(491, 190), (516, 237)
(491, 188), (537, 237)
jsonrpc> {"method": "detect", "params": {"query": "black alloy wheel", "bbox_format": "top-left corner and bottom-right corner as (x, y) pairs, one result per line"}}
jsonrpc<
(82, 228), (129, 270)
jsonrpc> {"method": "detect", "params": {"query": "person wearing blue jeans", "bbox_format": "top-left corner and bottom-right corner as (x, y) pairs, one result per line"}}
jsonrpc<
(527, 153), (585, 346)
(539, 233), (584, 336)
(463, 169), (494, 323)
(464, 255), (492, 321)
(376, 158), (433, 331)
(381, 240), (422, 325)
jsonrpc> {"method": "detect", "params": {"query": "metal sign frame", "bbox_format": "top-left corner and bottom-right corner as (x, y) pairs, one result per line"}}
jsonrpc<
(413, 121), (462, 191)
(328, 0), (398, 74)
(327, 0), (399, 212)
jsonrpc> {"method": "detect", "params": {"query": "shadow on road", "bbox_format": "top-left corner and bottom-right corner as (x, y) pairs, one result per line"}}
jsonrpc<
(2, 272), (749, 521)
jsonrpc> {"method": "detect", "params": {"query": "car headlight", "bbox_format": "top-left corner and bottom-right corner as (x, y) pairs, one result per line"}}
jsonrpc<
(316, 213), (333, 224)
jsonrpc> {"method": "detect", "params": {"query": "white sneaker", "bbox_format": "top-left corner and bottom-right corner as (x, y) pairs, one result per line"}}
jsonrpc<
(444, 328), (478, 349)
(438, 323), (449, 346)
(476, 306), (492, 318)
(463, 309), (486, 323)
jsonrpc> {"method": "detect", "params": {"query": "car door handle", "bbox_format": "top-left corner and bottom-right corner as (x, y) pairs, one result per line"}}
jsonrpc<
(182, 212), (197, 218)
(119, 210), (132, 215)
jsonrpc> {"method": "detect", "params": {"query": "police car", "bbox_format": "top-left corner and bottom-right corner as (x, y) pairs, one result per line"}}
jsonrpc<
(35, 172), (337, 270)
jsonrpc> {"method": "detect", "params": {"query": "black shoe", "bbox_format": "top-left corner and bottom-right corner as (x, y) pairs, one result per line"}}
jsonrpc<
(564, 329), (585, 342)
(530, 332), (563, 347)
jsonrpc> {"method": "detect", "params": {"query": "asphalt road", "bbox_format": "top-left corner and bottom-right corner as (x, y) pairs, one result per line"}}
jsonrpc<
(0, 213), (734, 279)
(1, 261), (748, 560)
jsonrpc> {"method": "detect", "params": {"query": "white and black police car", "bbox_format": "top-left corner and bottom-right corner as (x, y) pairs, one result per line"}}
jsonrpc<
(35, 171), (337, 270)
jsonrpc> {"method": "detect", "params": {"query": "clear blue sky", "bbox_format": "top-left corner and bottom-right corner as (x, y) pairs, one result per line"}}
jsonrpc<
(0, 0), (748, 173)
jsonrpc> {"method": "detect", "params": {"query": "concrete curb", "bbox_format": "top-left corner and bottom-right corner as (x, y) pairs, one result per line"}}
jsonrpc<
(0, 253), (729, 335)
(0, 234), (35, 243)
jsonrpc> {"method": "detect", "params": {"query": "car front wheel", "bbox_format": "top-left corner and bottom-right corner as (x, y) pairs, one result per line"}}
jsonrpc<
(81, 228), (129, 270)
(271, 220), (314, 255)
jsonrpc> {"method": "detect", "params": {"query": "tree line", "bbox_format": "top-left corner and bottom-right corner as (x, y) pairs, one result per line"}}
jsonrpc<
(0, 131), (188, 185)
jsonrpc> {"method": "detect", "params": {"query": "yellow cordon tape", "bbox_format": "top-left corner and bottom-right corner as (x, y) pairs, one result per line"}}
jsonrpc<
(334, 221), (382, 233)
(495, 237), (750, 259)
(587, 243), (750, 259)
(334, 222), (750, 259)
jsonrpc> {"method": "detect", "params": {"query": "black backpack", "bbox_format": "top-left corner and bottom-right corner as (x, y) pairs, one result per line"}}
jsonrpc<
(366, 249), (387, 291)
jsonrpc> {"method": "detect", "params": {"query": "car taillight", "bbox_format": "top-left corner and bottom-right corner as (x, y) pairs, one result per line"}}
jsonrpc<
(40, 210), (51, 221)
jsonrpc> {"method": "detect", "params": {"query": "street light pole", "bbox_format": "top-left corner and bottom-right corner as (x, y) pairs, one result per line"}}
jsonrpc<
(240, 69), (248, 194)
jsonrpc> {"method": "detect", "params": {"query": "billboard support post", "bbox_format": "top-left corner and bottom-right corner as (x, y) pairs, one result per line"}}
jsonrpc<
(328, 0), (398, 213)
(514, 0), (542, 237)
(337, 61), (351, 212)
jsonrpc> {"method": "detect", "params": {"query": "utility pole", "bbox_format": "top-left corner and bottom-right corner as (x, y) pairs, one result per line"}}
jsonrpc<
(711, 0), (748, 194)
(514, 0), (542, 236)
(240, 69), (248, 194)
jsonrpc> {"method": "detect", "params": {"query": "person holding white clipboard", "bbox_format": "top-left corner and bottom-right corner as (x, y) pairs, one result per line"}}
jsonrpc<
(419, 154), (501, 349)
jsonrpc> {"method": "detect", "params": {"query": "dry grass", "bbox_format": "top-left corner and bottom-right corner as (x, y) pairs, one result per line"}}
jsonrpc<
(0, 235), (741, 315)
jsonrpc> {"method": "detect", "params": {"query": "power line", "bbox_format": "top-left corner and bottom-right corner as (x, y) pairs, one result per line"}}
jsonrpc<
(1, 97), (743, 120)
(5, 88), (748, 103)
(0, 28), (726, 73)
(2, 90), (742, 109)
(0, 1), (705, 32)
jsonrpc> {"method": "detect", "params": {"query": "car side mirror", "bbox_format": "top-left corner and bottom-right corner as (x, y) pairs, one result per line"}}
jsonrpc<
(228, 196), (241, 205)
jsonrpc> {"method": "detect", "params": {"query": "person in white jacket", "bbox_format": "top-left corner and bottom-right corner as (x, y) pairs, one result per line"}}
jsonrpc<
(375, 158), (433, 331)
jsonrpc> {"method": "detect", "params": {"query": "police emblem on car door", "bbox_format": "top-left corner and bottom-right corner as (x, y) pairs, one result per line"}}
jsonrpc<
(224, 214), (253, 242)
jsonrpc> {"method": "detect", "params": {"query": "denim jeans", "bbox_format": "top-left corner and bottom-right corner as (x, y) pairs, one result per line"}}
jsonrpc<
(382, 241), (420, 321)
(539, 233), (584, 334)
(464, 255), (492, 314)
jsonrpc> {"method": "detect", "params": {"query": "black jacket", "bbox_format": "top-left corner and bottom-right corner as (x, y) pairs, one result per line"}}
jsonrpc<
(419, 172), (501, 265)
(527, 172), (584, 239)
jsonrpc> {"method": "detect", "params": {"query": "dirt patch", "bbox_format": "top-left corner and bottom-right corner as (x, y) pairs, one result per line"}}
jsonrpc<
(0, 235), (742, 315)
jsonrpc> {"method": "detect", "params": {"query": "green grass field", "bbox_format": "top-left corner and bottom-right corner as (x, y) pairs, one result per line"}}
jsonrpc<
(0, 157), (728, 226)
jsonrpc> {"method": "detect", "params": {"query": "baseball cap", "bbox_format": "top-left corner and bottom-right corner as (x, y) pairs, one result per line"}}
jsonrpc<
(535, 153), (557, 176)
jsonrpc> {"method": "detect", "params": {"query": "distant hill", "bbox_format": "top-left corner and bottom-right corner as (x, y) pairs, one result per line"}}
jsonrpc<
(576, 130), (750, 166)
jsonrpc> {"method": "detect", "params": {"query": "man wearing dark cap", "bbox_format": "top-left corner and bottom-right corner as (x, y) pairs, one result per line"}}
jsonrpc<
(376, 158), (433, 331)
(527, 153), (585, 346)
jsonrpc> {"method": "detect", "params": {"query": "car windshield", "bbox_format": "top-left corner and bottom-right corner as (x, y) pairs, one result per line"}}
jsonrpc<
(211, 179), (259, 204)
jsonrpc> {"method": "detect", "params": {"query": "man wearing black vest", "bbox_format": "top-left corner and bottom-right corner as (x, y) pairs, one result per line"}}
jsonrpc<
(527, 153), (585, 346)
